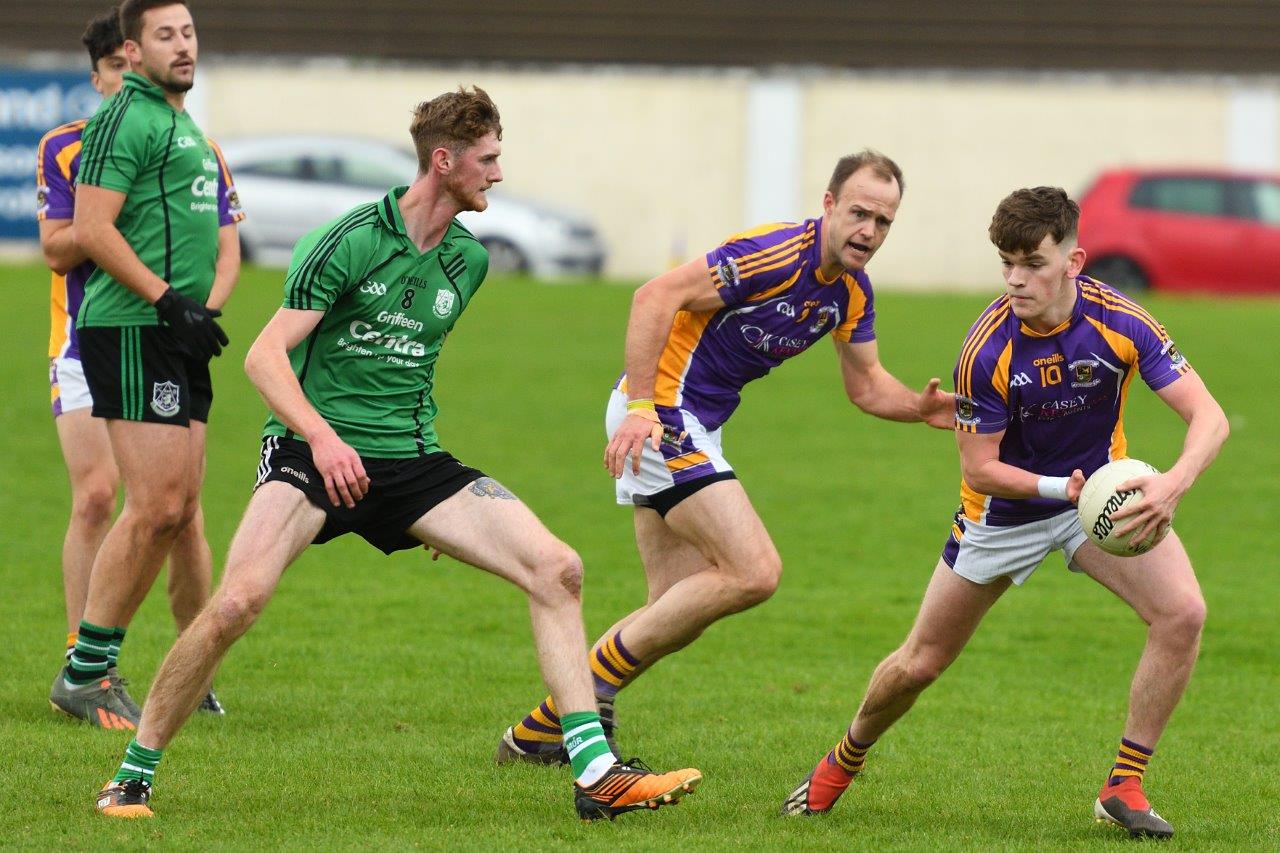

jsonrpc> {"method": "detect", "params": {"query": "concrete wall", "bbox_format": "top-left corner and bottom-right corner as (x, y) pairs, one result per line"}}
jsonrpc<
(203, 63), (1279, 288)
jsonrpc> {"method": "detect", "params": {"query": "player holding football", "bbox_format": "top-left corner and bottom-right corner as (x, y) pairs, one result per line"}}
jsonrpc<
(497, 152), (953, 764)
(94, 86), (701, 822)
(782, 187), (1228, 839)
(44, 1), (240, 727)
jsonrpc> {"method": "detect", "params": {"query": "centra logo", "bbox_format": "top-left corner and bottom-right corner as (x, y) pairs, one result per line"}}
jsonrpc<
(348, 320), (426, 357)
(189, 175), (218, 198)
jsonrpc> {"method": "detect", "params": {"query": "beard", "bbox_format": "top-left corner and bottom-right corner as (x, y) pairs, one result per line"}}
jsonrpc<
(142, 58), (195, 93)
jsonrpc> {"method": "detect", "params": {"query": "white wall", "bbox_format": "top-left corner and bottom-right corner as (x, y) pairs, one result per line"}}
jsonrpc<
(204, 63), (1280, 288)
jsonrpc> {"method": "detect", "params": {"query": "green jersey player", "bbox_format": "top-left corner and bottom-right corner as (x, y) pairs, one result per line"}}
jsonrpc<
(95, 86), (701, 823)
(54, 0), (238, 730)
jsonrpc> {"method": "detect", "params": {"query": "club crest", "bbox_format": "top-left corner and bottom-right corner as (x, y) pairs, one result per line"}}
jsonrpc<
(151, 381), (181, 418)
(433, 289), (456, 318)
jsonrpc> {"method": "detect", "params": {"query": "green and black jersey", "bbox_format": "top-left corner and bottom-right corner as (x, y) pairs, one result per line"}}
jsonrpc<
(76, 72), (221, 328)
(264, 186), (489, 458)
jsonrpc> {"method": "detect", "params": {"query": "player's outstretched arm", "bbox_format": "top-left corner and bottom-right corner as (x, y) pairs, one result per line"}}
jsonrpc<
(206, 223), (241, 311)
(605, 258), (724, 477)
(836, 339), (954, 428)
(245, 307), (369, 508)
(1110, 370), (1229, 544)
(957, 429), (1086, 501)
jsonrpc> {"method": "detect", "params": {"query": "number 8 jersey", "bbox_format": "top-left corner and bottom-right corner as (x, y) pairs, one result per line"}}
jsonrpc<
(952, 276), (1191, 526)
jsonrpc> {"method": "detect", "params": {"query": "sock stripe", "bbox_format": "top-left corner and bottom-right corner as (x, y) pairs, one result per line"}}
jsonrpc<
(1109, 737), (1154, 785)
(566, 733), (606, 760)
(610, 633), (640, 667)
(562, 722), (600, 742)
(599, 641), (630, 675)
(516, 719), (562, 737)
(591, 650), (627, 685)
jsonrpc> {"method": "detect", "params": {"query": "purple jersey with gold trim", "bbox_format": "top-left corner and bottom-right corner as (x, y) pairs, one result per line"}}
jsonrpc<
(952, 275), (1190, 526)
(36, 120), (244, 360)
(620, 218), (876, 432)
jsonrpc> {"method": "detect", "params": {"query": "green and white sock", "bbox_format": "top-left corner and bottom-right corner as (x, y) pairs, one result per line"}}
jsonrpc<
(561, 711), (616, 786)
(113, 738), (163, 784)
(65, 621), (113, 685)
(107, 627), (126, 670)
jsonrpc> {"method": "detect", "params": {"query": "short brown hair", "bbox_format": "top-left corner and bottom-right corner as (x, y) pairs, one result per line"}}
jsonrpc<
(988, 187), (1080, 254)
(82, 6), (123, 69)
(827, 149), (904, 198)
(410, 86), (503, 173)
(119, 0), (187, 43)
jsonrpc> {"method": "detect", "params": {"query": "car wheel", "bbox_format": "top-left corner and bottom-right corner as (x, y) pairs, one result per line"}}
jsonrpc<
(1086, 256), (1148, 292)
(481, 238), (529, 275)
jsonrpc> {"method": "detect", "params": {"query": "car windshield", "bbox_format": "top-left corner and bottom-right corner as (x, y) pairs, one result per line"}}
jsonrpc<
(1251, 181), (1280, 226)
(1131, 177), (1228, 217)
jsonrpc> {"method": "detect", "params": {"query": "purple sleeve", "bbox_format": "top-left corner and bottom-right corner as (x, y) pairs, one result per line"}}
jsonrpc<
(953, 314), (1010, 435)
(1133, 317), (1190, 391)
(210, 140), (245, 227)
(37, 134), (76, 221)
(705, 229), (807, 308)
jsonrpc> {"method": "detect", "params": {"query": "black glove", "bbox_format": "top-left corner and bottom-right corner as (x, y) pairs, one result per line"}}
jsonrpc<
(153, 286), (229, 359)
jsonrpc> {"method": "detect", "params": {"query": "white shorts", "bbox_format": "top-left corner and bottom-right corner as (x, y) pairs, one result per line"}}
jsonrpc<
(50, 355), (93, 417)
(607, 389), (735, 513)
(943, 508), (1089, 586)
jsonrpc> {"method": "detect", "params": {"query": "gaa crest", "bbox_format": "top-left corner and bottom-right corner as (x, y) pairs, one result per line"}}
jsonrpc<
(1069, 359), (1100, 388)
(955, 394), (980, 427)
(1162, 340), (1186, 369)
(150, 381), (181, 418)
(433, 289), (456, 318)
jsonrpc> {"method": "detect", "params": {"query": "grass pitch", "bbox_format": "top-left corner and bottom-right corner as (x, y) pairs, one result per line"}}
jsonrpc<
(1, 261), (1276, 849)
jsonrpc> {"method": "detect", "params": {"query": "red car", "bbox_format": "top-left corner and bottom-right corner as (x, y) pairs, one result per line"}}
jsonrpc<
(1078, 168), (1280, 294)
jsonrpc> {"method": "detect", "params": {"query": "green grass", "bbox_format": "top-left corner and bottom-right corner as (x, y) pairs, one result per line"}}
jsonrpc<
(0, 261), (1276, 849)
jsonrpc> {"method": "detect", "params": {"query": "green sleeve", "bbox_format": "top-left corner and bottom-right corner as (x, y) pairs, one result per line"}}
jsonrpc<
(464, 240), (489, 300)
(283, 223), (361, 311)
(78, 101), (150, 193)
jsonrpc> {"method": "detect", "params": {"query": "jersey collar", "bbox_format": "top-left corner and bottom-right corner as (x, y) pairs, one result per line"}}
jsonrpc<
(122, 71), (172, 106)
(378, 185), (458, 250)
(811, 217), (842, 285)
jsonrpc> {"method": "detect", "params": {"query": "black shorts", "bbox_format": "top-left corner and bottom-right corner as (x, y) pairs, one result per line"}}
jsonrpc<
(255, 436), (486, 554)
(78, 325), (213, 425)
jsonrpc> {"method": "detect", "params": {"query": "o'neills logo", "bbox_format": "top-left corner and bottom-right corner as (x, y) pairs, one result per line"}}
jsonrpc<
(348, 321), (426, 356)
(1091, 489), (1136, 540)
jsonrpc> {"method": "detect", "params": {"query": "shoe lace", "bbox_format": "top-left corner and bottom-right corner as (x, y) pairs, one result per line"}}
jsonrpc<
(121, 778), (150, 797)
(618, 757), (651, 772)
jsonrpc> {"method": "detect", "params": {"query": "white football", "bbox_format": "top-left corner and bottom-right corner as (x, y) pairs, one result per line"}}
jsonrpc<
(1078, 458), (1166, 557)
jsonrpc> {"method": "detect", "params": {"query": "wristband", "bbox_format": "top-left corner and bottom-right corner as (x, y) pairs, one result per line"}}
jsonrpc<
(626, 398), (661, 424)
(1036, 476), (1070, 501)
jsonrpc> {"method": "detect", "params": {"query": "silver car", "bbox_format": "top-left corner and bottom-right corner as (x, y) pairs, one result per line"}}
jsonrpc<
(218, 135), (606, 277)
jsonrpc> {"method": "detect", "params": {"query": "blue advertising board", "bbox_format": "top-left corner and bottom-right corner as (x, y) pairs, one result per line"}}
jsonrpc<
(0, 69), (103, 240)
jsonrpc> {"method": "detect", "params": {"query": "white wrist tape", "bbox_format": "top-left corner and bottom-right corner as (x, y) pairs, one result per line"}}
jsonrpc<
(1037, 476), (1070, 501)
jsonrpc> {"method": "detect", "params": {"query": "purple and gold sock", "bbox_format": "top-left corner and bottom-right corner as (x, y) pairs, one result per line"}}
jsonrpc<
(589, 630), (640, 702)
(511, 697), (563, 754)
(829, 730), (874, 776)
(1109, 737), (1153, 786)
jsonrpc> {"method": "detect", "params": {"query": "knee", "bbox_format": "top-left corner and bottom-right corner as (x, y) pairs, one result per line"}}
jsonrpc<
(895, 649), (947, 692)
(1155, 594), (1207, 647)
(207, 585), (270, 644)
(731, 553), (782, 609)
(129, 495), (191, 538)
(71, 480), (117, 529)
(526, 544), (584, 604)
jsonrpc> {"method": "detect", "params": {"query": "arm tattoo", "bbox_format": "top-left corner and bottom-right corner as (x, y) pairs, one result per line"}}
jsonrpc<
(470, 477), (517, 500)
